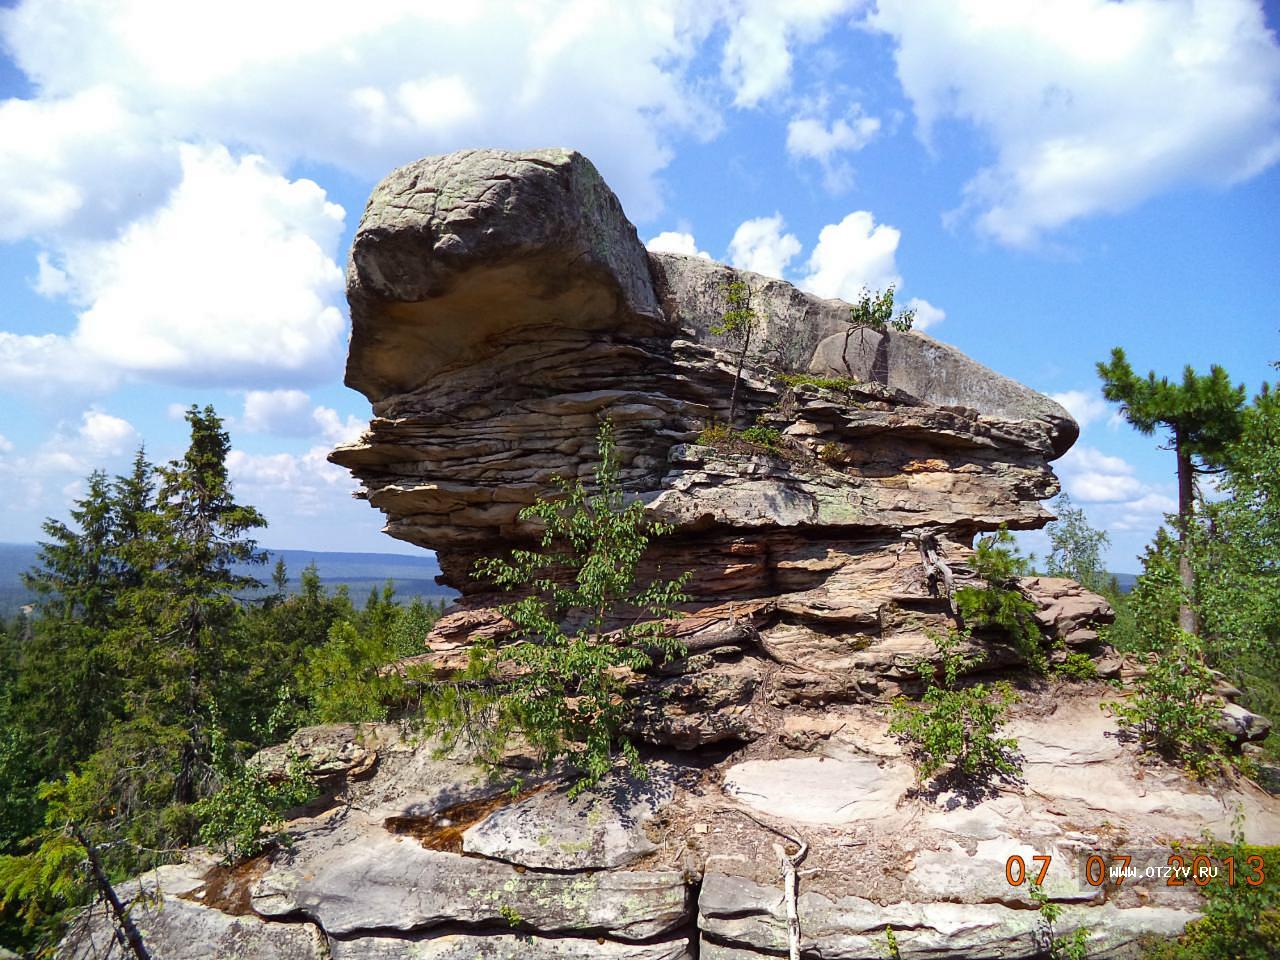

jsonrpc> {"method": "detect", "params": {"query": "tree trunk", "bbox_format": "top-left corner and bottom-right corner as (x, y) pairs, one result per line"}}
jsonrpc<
(73, 825), (152, 960)
(1174, 435), (1199, 637)
(728, 331), (751, 425)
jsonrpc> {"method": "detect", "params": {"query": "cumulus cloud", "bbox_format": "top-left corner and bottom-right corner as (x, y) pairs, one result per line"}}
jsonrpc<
(720, 0), (863, 107)
(0, 409), (138, 506)
(1, 145), (347, 392)
(0, 0), (723, 226)
(905, 297), (945, 331)
(869, 0), (1280, 246)
(240, 389), (314, 436)
(1056, 445), (1144, 503)
(313, 406), (365, 446)
(727, 214), (803, 277)
(240, 389), (365, 445)
(786, 106), (880, 190)
(228, 445), (357, 518)
(799, 210), (902, 301)
(646, 231), (711, 259)
(1050, 389), (1112, 429)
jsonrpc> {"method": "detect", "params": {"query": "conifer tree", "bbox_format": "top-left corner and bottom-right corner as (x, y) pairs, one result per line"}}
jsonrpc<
(120, 405), (267, 803)
(1097, 348), (1246, 634)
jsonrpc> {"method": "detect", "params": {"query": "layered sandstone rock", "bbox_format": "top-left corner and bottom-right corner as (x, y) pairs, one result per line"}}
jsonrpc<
(62, 149), (1280, 959)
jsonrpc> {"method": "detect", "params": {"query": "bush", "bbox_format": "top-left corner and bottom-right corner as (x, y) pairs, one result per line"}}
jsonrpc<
(777, 372), (861, 392)
(889, 630), (1020, 784)
(422, 419), (690, 796)
(1105, 631), (1228, 780)
(956, 528), (1047, 673)
(1031, 882), (1090, 959)
(297, 619), (411, 723)
(697, 421), (785, 455)
(193, 727), (315, 862)
(1142, 825), (1280, 960)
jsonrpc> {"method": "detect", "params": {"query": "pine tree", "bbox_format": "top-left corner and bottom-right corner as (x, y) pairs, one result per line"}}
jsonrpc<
(1097, 348), (1246, 634)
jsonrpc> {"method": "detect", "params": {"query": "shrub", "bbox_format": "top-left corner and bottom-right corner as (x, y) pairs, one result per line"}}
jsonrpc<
(1053, 648), (1098, 681)
(422, 419), (690, 796)
(889, 630), (1020, 784)
(296, 619), (415, 723)
(1141, 824), (1280, 960)
(777, 372), (861, 392)
(956, 528), (1047, 673)
(1105, 631), (1228, 780)
(192, 727), (316, 862)
(1031, 881), (1090, 959)
(697, 421), (785, 455)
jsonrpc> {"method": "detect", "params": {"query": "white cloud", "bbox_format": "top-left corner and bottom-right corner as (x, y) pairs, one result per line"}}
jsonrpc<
(720, 0), (863, 107)
(240, 389), (364, 445)
(228, 444), (357, 517)
(1056, 444), (1143, 503)
(33, 252), (69, 297)
(646, 230), (711, 259)
(240, 389), (314, 435)
(1050, 388), (1111, 429)
(0, 86), (177, 243)
(313, 406), (365, 445)
(870, 0), (1280, 246)
(0, 0), (725, 226)
(0, 410), (139, 509)
(727, 214), (803, 277)
(77, 409), (138, 455)
(1, 145), (347, 391)
(786, 106), (880, 190)
(905, 296), (944, 331)
(799, 210), (902, 301)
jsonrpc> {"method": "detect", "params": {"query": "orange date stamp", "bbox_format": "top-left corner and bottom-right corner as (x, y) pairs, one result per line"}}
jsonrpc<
(1004, 852), (1267, 888)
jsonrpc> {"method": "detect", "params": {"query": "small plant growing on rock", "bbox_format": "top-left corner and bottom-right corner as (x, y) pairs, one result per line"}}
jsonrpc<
(841, 285), (915, 376)
(713, 278), (759, 424)
(423, 419), (691, 796)
(1031, 881), (1090, 959)
(889, 630), (1020, 786)
(192, 725), (316, 862)
(697, 419), (787, 457)
(955, 527), (1048, 673)
(777, 372), (862, 392)
(1104, 631), (1229, 780)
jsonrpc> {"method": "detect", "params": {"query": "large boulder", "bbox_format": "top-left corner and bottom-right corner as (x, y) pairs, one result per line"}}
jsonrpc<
(63, 149), (1280, 960)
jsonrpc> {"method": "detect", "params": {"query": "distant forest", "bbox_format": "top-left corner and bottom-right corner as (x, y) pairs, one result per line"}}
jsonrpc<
(0, 543), (455, 616)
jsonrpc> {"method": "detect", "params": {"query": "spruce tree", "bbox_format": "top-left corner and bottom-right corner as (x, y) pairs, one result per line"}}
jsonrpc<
(120, 405), (267, 804)
(1097, 348), (1246, 634)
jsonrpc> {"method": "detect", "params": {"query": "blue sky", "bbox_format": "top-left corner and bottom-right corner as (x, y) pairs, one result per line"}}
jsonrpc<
(1, 0), (1278, 569)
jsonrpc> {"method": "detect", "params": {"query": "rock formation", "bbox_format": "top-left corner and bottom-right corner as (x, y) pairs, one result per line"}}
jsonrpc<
(62, 148), (1280, 959)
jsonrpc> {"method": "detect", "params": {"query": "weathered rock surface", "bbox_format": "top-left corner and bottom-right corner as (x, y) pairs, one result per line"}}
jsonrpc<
(461, 762), (681, 869)
(251, 827), (689, 940)
(64, 149), (1280, 959)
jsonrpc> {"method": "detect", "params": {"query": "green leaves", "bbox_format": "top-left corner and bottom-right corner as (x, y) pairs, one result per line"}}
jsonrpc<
(710, 279), (756, 340)
(889, 630), (1020, 785)
(193, 726), (315, 863)
(847, 285), (915, 334)
(1097, 347), (1246, 459)
(955, 528), (1046, 674)
(1105, 631), (1228, 780)
(1044, 492), (1112, 595)
(428, 418), (690, 796)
